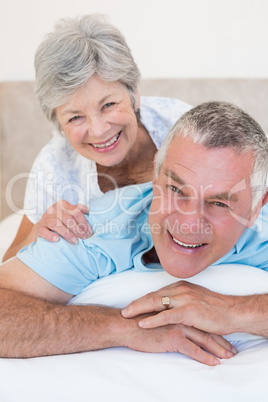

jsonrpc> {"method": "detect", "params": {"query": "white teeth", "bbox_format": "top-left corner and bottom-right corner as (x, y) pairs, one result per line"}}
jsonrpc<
(92, 132), (120, 149)
(172, 237), (204, 249)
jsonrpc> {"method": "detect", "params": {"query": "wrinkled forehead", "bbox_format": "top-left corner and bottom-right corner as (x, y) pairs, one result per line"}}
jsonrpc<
(161, 136), (255, 193)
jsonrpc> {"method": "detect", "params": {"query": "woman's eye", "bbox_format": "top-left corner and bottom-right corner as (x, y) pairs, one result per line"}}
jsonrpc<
(69, 115), (81, 123)
(103, 102), (115, 109)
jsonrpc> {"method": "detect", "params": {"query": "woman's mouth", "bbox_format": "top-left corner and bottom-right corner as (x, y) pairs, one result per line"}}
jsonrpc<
(91, 131), (121, 149)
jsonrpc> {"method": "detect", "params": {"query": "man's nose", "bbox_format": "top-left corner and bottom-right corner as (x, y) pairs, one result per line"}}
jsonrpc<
(174, 199), (207, 233)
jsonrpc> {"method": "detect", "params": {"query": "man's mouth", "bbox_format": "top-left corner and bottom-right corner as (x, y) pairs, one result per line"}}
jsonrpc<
(91, 131), (121, 149)
(172, 237), (205, 249)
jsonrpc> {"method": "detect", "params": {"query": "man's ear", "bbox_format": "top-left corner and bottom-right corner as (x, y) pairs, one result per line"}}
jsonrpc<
(262, 188), (268, 206)
(247, 187), (268, 228)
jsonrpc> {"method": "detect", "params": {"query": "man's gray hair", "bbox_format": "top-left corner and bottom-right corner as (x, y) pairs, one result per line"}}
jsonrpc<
(155, 101), (268, 207)
(35, 14), (141, 128)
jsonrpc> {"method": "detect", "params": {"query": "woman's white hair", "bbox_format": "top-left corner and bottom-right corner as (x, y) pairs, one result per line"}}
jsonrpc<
(34, 14), (141, 129)
(155, 101), (268, 208)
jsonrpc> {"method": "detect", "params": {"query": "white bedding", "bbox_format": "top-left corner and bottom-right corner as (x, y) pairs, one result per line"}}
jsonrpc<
(0, 214), (268, 402)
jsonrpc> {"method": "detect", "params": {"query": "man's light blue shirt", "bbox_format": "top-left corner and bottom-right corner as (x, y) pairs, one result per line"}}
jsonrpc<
(18, 182), (268, 295)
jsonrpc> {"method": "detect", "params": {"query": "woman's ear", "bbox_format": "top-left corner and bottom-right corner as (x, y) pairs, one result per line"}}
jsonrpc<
(152, 152), (159, 184)
(135, 89), (140, 110)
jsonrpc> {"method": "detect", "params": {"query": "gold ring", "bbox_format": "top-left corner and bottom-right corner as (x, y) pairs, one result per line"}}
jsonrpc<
(161, 296), (171, 309)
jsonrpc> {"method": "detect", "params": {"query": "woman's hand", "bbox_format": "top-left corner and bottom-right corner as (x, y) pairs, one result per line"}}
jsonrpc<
(2, 201), (92, 262)
(32, 200), (92, 244)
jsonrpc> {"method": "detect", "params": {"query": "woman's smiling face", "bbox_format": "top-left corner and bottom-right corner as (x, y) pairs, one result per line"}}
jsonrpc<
(56, 75), (140, 167)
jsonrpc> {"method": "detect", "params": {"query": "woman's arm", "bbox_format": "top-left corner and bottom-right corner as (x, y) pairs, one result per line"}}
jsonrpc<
(2, 201), (92, 262)
(3, 215), (34, 261)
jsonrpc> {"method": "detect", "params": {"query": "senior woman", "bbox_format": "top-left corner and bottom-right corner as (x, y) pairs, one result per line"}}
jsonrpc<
(3, 14), (190, 261)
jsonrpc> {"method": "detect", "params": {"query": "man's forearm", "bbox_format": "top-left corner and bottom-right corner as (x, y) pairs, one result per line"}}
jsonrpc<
(0, 289), (126, 358)
(0, 288), (236, 365)
(232, 294), (268, 336)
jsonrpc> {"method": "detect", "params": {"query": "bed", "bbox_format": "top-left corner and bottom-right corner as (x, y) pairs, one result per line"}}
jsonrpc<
(0, 79), (268, 401)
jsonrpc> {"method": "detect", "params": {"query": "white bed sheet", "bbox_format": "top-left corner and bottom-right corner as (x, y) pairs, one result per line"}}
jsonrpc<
(0, 214), (268, 402)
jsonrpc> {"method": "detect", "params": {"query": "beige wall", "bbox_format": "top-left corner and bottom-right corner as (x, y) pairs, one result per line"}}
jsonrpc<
(1, 0), (268, 81)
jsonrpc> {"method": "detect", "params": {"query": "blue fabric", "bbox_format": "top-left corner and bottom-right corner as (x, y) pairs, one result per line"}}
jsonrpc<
(18, 182), (268, 295)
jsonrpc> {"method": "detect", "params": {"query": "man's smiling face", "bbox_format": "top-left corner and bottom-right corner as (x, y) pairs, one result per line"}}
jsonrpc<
(149, 136), (257, 278)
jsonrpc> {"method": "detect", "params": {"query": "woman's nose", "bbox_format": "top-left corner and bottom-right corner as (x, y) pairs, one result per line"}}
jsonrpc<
(88, 115), (111, 138)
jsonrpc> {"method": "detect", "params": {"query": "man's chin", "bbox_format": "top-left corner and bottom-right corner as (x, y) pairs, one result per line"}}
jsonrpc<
(161, 260), (208, 279)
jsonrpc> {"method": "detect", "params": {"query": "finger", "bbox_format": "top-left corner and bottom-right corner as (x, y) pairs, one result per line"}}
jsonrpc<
(188, 329), (236, 360)
(77, 204), (89, 214)
(138, 310), (180, 329)
(42, 218), (79, 244)
(59, 205), (92, 238)
(60, 211), (91, 239)
(177, 337), (221, 366)
(59, 200), (89, 216)
(121, 293), (168, 318)
(209, 333), (238, 355)
(122, 282), (193, 318)
(69, 208), (92, 238)
(37, 226), (60, 242)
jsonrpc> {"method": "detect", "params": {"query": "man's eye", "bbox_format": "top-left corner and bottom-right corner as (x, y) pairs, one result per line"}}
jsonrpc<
(213, 201), (228, 208)
(168, 185), (182, 194)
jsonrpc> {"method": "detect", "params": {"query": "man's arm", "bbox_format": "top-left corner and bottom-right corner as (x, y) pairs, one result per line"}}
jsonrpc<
(122, 280), (268, 336)
(0, 258), (235, 364)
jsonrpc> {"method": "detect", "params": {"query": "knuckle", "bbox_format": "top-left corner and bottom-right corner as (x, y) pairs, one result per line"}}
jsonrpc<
(160, 311), (170, 325)
(46, 204), (56, 214)
(203, 333), (213, 345)
(76, 223), (88, 235)
(48, 218), (62, 229)
(191, 345), (202, 359)
(146, 292), (158, 307)
(178, 280), (188, 287)
(179, 284), (191, 293)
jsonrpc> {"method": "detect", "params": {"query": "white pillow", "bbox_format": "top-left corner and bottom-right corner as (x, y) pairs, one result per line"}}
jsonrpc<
(70, 264), (268, 341)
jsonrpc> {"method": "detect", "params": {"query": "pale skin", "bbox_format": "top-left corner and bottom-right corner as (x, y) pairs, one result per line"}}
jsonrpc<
(0, 257), (235, 364)
(122, 137), (268, 338)
(2, 76), (156, 262)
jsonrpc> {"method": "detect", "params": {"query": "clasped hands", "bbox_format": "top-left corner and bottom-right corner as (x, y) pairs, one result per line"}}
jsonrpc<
(122, 281), (239, 366)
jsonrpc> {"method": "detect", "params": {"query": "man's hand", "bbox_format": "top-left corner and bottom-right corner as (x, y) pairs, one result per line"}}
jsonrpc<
(122, 281), (243, 335)
(123, 313), (237, 366)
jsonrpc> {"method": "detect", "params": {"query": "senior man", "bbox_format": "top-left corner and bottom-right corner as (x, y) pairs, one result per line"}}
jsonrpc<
(0, 101), (267, 366)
